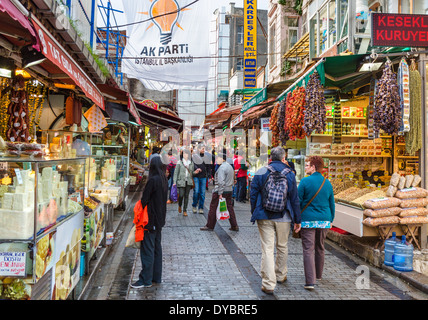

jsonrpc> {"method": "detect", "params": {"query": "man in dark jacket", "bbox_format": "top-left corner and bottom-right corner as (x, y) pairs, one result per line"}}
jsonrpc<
(250, 146), (301, 295)
(192, 145), (212, 214)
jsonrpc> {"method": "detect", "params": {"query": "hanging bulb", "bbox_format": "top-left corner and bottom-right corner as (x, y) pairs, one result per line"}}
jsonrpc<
(150, 0), (180, 45)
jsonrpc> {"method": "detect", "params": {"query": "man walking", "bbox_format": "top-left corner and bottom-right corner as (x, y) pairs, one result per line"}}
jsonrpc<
(192, 145), (211, 214)
(250, 147), (301, 295)
(200, 150), (239, 231)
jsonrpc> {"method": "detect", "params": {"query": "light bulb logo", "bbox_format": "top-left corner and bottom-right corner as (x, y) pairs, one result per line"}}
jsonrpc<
(140, 0), (190, 45)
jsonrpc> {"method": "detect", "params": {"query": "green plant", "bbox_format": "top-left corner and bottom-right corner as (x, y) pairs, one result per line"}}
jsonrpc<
(84, 42), (111, 77)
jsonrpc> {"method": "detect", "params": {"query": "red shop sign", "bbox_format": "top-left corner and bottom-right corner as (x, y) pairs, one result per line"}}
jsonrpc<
(372, 12), (428, 47)
(32, 17), (105, 110)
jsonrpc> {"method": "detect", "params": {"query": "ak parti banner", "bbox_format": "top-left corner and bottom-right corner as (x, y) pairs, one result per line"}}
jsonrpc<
(372, 12), (428, 47)
(32, 17), (105, 110)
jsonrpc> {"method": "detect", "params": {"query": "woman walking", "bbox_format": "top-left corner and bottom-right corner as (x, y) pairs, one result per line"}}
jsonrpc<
(131, 156), (168, 288)
(173, 148), (196, 216)
(297, 156), (335, 290)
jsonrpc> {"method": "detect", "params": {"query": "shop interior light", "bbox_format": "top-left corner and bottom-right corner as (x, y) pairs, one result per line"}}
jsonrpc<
(21, 45), (46, 69)
(54, 83), (76, 90)
(0, 57), (15, 78)
(15, 69), (31, 78)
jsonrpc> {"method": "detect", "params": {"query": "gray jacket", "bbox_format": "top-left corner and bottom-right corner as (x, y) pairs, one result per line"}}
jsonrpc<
(213, 162), (235, 195)
(173, 160), (195, 188)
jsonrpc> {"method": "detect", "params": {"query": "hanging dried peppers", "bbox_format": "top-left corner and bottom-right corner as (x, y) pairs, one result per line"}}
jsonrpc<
(303, 71), (326, 135)
(405, 60), (422, 155)
(269, 102), (280, 147)
(284, 86), (307, 141)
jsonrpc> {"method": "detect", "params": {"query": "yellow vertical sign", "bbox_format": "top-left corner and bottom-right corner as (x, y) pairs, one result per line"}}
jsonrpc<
(244, 0), (257, 102)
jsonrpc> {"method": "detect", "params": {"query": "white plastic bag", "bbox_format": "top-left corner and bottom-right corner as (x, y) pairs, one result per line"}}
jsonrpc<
(125, 225), (141, 249)
(216, 198), (230, 220)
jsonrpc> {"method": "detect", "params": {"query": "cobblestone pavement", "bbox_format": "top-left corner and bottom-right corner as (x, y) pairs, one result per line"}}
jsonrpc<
(86, 187), (428, 301)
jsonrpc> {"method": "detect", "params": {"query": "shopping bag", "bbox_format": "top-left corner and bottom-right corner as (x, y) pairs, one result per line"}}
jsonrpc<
(216, 198), (230, 220)
(170, 184), (178, 202)
(125, 225), (141, 249)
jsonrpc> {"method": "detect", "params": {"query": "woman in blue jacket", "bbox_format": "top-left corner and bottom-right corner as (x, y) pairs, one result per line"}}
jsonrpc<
(298, 156), (335, 290)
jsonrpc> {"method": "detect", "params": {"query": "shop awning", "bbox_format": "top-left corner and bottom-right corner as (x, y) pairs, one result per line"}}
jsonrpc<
(31, 17), (105, 110)
(0, 0), (40, 51)
(134, 100), (184, 130)
(283, 32), (309, 60)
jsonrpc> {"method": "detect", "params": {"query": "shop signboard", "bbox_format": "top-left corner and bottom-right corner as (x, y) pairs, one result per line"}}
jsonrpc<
(31, 18), (105, 110)
(372, 12), (428, 47)
(241, 87), (267, 113)
(260, 117), (271, 132)
(243, 0), (257, 101)
(0, 251), (26, 277)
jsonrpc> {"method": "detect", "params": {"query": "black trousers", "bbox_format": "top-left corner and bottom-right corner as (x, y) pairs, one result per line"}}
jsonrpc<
(138, 229), (162, 285)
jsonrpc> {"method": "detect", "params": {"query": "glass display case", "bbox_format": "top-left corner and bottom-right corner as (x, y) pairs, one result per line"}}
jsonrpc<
(0, 157), (85, 300)
(41, 130), (103, 159)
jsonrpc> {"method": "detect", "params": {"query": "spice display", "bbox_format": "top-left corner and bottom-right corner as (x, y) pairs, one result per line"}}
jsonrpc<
(284, 87), (307, 141)
(405, 60), (422, 155)
(303, 71), (326, 135)
(269, 102), (280, 147)
(373, 59), (402, 135)
(398, 58), (410, 132)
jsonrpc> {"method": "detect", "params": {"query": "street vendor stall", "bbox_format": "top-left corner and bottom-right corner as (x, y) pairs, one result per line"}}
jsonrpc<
(267, 53), (427, 249)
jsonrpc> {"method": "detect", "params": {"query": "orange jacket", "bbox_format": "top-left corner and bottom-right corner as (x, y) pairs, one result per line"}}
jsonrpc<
(133, 200), (149, 242)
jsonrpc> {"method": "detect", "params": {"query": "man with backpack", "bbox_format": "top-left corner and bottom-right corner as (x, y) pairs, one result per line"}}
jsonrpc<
(249, 146), (301, 295)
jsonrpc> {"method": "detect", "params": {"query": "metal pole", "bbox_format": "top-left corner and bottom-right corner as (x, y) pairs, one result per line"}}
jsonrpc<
(90, 0), (96, 48)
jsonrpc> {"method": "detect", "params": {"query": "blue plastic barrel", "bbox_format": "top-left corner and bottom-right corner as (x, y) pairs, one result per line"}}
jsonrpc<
(393, 236), (413, 272)
(384, 232), (399, 266)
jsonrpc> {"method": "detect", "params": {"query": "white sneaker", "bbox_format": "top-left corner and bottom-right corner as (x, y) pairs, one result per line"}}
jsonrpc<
(198, 208), (204, 214)
(192, 207), (197, 213)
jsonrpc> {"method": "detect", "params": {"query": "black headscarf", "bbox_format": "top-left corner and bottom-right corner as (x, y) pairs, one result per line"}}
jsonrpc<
(148, 155), (168, 190)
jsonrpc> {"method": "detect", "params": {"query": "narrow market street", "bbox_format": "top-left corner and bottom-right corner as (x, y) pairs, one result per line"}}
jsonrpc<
(83, 187), (428, 301)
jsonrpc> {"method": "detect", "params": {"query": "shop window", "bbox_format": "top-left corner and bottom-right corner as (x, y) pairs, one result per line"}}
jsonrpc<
(399, 0), (428, 14)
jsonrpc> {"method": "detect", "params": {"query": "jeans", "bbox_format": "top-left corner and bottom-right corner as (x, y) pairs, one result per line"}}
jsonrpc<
(192, 177), (207, 210)
(236, 176), (247, 202)
(138, 229), (162, 285)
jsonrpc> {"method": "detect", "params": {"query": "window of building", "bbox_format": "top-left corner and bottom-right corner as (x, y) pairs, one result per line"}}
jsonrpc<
(237, 58), (243, 71)
(237, 25), (244, 44)
(399, 0), (428, 14)
(285, 17), (299, 51)
(269, 23), (276, 69)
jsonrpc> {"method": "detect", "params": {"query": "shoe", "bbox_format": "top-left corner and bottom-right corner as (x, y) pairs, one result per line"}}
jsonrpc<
(200, 226), (213, 231)
(198, 208), (204, 214)
(130, 281), (152, 289)
(192, 207), (197, 213)
(304, 284), (315, 290)
(277, 276), (287, 284)
(183, 211), (188, 216)
(167, 200), (172, 204)
(261, 286), (274, 295)
(229, 226), (239, 231)
(178, 206), (182, 213)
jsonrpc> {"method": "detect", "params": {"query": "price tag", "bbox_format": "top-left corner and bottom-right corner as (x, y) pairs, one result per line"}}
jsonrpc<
(0, 252), (26, 277)
(14, 169), (23, 185)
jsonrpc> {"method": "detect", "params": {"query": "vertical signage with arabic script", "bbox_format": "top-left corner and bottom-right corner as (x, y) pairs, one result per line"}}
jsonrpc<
(244, 0), (257, 101)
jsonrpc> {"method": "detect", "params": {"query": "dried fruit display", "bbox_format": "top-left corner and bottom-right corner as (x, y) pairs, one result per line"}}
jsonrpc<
(277, 99), (288, 145)
(269, 102), (280, 147)
(373, 59), (402, 135)
(405, 60), (422, 155)
(303, 71), (326, 135)
(284, 87), (307, 141)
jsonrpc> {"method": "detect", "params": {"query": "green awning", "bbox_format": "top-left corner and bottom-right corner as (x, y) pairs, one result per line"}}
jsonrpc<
(233, 88), (262, 95)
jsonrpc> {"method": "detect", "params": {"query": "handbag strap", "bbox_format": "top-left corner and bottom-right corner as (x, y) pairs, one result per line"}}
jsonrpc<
(301, 177), (326, 213)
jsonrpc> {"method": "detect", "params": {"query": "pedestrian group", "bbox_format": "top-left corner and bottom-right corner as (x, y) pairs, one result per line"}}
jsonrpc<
(131, 144), (335, 294)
